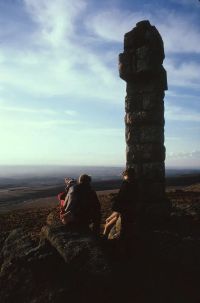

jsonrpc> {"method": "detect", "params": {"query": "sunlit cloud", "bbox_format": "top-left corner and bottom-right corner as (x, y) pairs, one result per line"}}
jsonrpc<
(0, 0), (122, 103)
(24, 0), (87, 46)
(166, 104), (200, 122)
(64, 110), (78, 116)
(165, 59), (200, 89)
(86, 8), (200, 53)
(72, 128), (124, 137)
(167, 150), (200, 159)
(0, 105), (55, 115)
(166, 150), (200, 168)
(85, 9), (148, 43)
(166, 91), (200, 101)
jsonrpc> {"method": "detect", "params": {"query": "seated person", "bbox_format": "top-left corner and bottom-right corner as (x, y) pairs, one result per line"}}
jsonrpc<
(58, 177), (76, 221)
(61, 174), (101, 235)
(104, 168), (138, 239)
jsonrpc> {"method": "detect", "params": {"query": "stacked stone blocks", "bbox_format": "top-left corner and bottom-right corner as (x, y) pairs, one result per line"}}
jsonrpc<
(119, 20), (168, 205)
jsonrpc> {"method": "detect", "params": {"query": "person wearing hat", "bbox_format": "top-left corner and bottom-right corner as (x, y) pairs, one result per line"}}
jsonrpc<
(62, 174), (101, 235)
(104, 168), (139, 239)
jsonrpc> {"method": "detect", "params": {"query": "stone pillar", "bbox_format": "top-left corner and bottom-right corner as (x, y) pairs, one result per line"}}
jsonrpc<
(119, 20), (169, 216)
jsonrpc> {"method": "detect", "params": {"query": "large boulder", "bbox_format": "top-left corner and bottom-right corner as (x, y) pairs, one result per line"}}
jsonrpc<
(40, 225), (110, 276)
(0, 228), (65, 303)
(0, 228), (37, 274)
(0, 226), (112, 303)
(46, 208), (60, 227)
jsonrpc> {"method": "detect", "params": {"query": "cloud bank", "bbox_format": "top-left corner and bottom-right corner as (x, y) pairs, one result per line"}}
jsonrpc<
(0, 0), (199, 166)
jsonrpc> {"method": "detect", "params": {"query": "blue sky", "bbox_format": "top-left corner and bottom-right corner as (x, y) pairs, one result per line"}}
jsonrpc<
(0, 0), (199, 168)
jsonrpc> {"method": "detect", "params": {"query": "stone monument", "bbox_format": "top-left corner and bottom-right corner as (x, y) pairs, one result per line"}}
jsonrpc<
(119, 20), (169, 217)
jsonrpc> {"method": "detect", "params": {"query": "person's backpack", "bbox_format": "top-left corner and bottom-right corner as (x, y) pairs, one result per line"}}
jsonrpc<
(57, 178), (76, 220)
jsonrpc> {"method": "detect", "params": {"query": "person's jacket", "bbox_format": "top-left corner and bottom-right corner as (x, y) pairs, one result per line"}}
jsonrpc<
(112, 180), (139, 222)
(66, 183), (101, 234)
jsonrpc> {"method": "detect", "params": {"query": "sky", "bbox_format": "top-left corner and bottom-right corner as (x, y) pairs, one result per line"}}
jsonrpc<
(0, 0), (199, 168)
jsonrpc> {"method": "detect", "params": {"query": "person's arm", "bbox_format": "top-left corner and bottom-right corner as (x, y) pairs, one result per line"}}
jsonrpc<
(103, 214), (119, 236)
(61, 211), (74, 224)
(105, 211), (119, 223)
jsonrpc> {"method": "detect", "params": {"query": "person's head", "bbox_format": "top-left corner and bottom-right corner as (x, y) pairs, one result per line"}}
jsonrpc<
(64, 177), (76, 187)
(78, 174), (92, 185)
(122, 168), (135, 182)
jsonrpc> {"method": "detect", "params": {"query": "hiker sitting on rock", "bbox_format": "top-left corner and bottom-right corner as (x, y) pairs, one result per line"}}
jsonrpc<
(58, 178), (76, 221)
(61, 174), (101, 235)
(104, 168), (139, 239)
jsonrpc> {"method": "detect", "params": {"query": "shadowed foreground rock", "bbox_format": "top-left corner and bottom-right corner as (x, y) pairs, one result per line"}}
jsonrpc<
(40, 224), (110, 275)
(0, 227), (112, 303)
(1, 211), (200, 302)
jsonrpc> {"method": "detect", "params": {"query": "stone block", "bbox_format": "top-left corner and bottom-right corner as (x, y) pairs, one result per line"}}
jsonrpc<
(142, 92), (164, 111)
(126, 78), (165, 93)
(126, 126), (164, 144)
(125, 126), (140, 144)
(140, 126), (164, 143)
(119, 53), (133, 81)
(125, 109), (164, 125)
(136, 46), (152, 73)
(142, 162), (165, 180)
(125, 94), (143, 112)
(40, 225), (110, 275)
(126, 162), (164, 181)
(126, 144), (165, 162)
(122, 20), (168, 90)
(126, 163), (143, 178)
(139, 182), (165, 201)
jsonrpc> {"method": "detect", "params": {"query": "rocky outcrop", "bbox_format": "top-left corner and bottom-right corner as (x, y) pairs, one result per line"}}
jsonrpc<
(0, 228), (38, 274)
(0, 228), (60, 303)
(0, 226), (111, 303)
(40, 225), (110, 275)
(1, 206), (200, 303)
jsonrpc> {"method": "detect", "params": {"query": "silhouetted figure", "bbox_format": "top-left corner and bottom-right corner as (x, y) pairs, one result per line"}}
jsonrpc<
(104, 168), (139, 239)
(62, 174), (101, 235)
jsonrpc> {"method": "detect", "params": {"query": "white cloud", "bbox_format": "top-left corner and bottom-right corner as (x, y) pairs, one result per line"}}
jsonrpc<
(64, 110), (78, 116)
(157, 12), (200, 54)
(167, 150), (200, 159)
(0, 0), (199, 167)
(85, 9), (148, 43)
(86, 8), (200, 54)
(0, 105), (55, 115)
(72, 128), (124, 137)
(0, 0), (123, 103)
(165, 58), (200, 89)
(0, 116), (78, 129)
(24, 0), (87, 46)
(170, 0), (200, 7)
(25, 119), (78, 127)
(166, 91), (200, 101)
(165, 136), (181, 141)
(165, 103), (200, 122)
(1, 1), (198, 106)
(166, 150), (200, 168)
